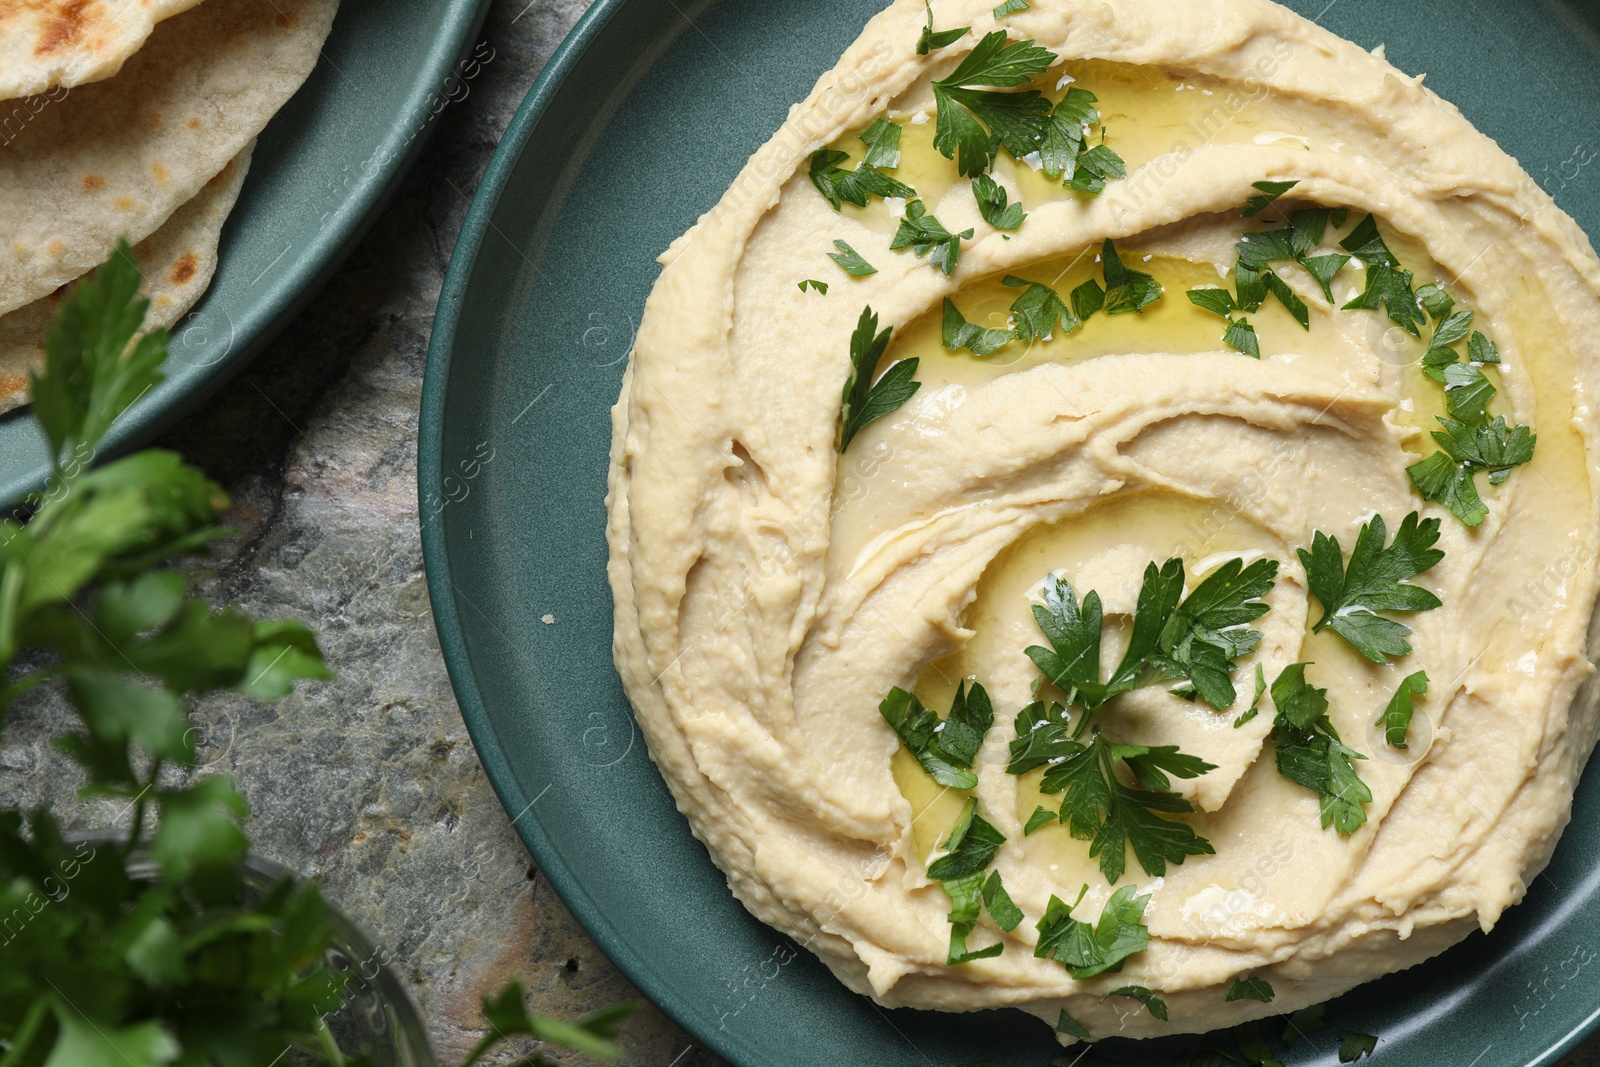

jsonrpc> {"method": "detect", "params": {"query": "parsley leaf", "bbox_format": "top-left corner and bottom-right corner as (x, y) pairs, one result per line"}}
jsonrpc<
(1068, 144), (1127, 195)
(1056, 1008), (1092, 1040)
(932, 799), (1012, 963)
(1338, 1032), (1378, 1062)
(972, 173), (1027, 230)
(1242, 179), (1299, 218)
(1230, 208), (1344, 327)
(1338, 215), (1424, 334)
(930, 797), (1006, 880)
(1297, 511), (1443, 663)
(917, 1), (969, 55)
(1187, 288), (1236, 319)
(1226, 977), (1276, 1003)
(932, 31), (1056, 177)
(1034, 884), (1151, 979)
(994, 0), (1030, 15)
(1269, 664), (1371, 834)
(891, 200), (972, 276)
(827, 240), (877, 277)
(1234, 663), (1267, 728)
(982, 869), (1024, 930)
(1101, 240), (1162, 314)
(809, 148), (916, 210)
(879, 680), (993, 789)
(859, 117), (903, 168)
(1040, 87), (1099, 184)
(1102, 985), (1168, 1021)
(1378, 670), (1428, 749)
(468, 983), (632, 1065)
(798, 279), (829, 295)
(1282, 1004), (1329, 1046)
(1004, 274), (1077, 340)
(943, 298), (1014, 357)
(1224, 318), (1261, 358)
(1234, 1021), (1286, 1067)
(839, 306), (920, 451)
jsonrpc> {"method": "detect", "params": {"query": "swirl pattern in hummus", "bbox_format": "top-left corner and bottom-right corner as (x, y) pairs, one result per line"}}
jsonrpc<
(606, 0), (1600, 1040)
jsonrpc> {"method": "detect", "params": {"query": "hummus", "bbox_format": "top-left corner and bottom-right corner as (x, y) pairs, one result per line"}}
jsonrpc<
(606, 0), (1600, 1042)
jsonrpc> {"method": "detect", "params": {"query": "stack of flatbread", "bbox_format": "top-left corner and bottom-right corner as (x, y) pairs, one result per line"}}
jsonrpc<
(0, 0), (341, 413)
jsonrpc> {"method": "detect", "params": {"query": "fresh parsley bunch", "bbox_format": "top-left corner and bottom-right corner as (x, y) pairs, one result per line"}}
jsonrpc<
(0, 244), (632, 1067)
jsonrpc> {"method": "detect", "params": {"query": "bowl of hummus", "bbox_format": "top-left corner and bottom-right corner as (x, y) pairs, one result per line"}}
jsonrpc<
(606, 0), (1600, 1053)
(422, 0), (1600, 1062)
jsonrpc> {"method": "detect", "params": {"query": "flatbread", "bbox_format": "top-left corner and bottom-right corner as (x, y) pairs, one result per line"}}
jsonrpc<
(0, 139), (252, 414)
(0, 0), (209, 104)
(0, 0), (338, 317)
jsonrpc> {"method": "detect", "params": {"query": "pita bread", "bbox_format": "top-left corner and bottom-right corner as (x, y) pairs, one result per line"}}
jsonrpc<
(0, 140), (252, 415)
(0, 0), (338, 317)
(0, 0), (208, 104)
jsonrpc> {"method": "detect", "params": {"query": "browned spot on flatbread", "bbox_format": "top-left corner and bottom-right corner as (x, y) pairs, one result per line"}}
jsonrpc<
(82, 174), (104, 190)
(152, 161), (169, 185)
(276, 10), (300, 28)
(34, 0), (90, 56)
(113, 195), (133, 211)
(186, 117), (202, 130)
(0, 375), (29, 404)
(169, 253), (198, 285)
(45, 239), (64, 257)
(145, 110), (162, 127)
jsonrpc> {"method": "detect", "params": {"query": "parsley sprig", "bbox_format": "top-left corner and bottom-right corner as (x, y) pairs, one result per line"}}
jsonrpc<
(932, 31), (1056, 177)
(891, 200), (971, 276)
(1297, 511), (1443, 664)
(930, 798), (1022, 963)
(839, 306), (920, 451)
(916, 1), (968, 55)
(1404, 285), (1536, 526)
(1339, 214), (1424, 335)
(1269, 663), (1371, 834)
(1033, 883), (1151, 979)
(1041, 88), (1127, 192)
(879, 680), (993, 790)
(809, 146), (916, 210)
(1013, 555), (1275, 882)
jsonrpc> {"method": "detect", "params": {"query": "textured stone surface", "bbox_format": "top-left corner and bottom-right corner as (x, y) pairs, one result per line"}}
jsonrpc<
(0, 1), (1598, 1065)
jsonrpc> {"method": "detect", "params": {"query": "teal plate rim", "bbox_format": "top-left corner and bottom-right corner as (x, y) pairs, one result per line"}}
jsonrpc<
(0, 0), (493, 507)
(420, 2), (1600, 1064)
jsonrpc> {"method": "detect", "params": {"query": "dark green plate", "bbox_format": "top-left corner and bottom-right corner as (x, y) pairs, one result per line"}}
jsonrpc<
(420, 2), (1600, 1064)
(0, 0), (492, 505)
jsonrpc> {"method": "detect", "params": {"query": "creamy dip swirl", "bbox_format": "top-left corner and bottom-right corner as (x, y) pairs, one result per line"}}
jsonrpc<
(606, 0), (1600, 1040)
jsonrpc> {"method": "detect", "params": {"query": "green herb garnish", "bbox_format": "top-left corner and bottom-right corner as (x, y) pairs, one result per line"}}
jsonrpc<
(462, 983), (632, 1066)
(1004, 274), (1077, 341)
(1041, 89), (1126, 194)
(839, 306), (919, 451)
(1102, 985), (1168, 1021)
(931, 31), (1056, 176)
(1242, 179), (1299, 218)
(1339, 1031), (1378, 1062)
(972, 173), (1027, 229)
(891, 199), (972, 275)
(1298, 511), (1443, 663)
(1269, 664), (1371, 834)
(1056, 1008), (1091, 1040)
(931, 798), (1013, 963)
(1377, 670), (1428, 749)
(1225, 977), (1276, 1003)
(809, 148), (916, 210)
(942, 298), (1014, 356)
(828, 239), (878, 277)
(994, 0), (1030, 15)
(1034, 884), (1151, 979)
(1233, 663), (1267, 727)
(798, 279), (830, 294)
(1339, 214), (1424, 335)
(917, 0), (969, 54)
(880, 679), (993, 789)
(859, 117), (903, 168)
(1101, 240), (1162, 313)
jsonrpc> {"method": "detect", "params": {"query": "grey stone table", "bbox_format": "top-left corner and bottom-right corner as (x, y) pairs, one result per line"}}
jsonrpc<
(2, 1), (1599, 1065)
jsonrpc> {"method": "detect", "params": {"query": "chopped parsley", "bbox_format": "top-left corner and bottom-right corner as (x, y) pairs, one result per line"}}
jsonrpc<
(1056, 1008), (1091, 1040)
(931, 798), (1014, 963)
(1233, 1021), (1285, 1067)
(942, 298), (1014, 357)
(1223, 317), (1260, 358)
(827, 239), (877, 277)
(839, 306), (920, 451)
(1233, 663), (1267, 728)
(809, 147), (916, 210)
(972, 173), (1027, 230)
(1269, 663), (1371, 835)
(798, 279), (829, 294)
(1023, 804), (1057, 835)
(1034, 883), (1151, 979)
(1187, 288), (1260, 357)
(1042, 89), (1127, 193)
(1297, 511), (1443, 664)
(1339, 1032), (1378, 1062)
(1339, 214), (1425, 335)
(917, 1), (968, 55)
(1004, 274), (1076, 340)
(931, 31), (1056, 176)
(1282, 1004), (1329, 1046)
(1405, 287), (1536, 526)
(880, 679), (993, 789)
(1377, 670), (1428, 749)
(1233, 207), (1349, 330)
(859, 117), (903, 168)
(994, 0), (1030, 15)
(891, 199), (972, 275)
(1242, 179), (1299, 218)
(1101, 240), (1162, 313)
(1225, 977), (1276, 1003)
(1187, 287), (1237, 319)
(1102, 985), (1168, 1021)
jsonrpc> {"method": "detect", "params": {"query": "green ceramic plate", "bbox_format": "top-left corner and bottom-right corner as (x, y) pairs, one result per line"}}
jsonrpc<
(0, 0), (492, 505)
(421, 2), (1600, 1064)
